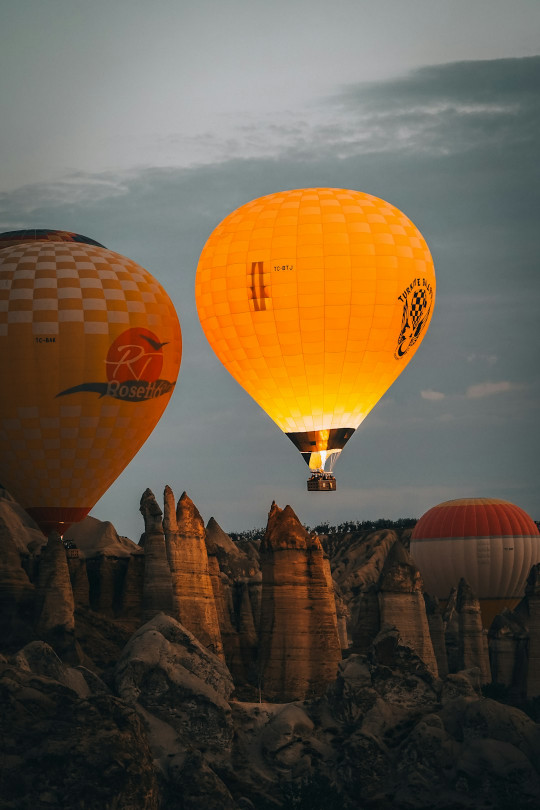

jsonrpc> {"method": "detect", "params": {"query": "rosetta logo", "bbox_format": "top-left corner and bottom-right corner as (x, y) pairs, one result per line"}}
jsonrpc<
(57, 327), (176, 402)
(394, 279), (433, 360)
(105, 328), (167, 384)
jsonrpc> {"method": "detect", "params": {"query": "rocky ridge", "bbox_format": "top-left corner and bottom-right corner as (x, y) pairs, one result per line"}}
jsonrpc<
(0, 490), (539, 809)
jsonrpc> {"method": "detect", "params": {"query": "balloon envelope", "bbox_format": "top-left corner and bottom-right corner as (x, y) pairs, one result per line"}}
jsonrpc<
(410, 498), (540, 625)
(196, 188), (435, 480)
(0, 229), (105, 248)
(0, 238), (182, 535)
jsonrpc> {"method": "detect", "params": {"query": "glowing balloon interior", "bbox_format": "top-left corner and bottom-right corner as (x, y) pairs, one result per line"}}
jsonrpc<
(410, 498), (540, 626)
(195, 188), (435, 488)
(0, 235), (182, 535)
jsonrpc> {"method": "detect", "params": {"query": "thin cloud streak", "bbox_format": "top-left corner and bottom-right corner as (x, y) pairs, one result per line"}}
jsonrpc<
(421, 390), (446, 401)
(465, 381), (523, 399)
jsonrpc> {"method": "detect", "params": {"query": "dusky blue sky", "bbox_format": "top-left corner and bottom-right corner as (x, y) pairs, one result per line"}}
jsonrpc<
(1, 1), (539, 540)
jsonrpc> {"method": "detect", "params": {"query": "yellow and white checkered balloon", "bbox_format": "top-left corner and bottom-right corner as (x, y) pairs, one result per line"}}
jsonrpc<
(0, 237), (182, 535)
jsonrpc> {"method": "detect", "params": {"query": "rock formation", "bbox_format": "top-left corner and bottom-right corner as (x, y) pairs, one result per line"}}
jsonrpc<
(65, 516), (141, 619)
(0, 649), (158, 809)
(488, 608), (528, 697)
(0, 488), (46, 555)
(164, 487), (224, 659)
(331, 529), (398, 652)
(333, 584), (350, 650)
(456, 577), (491, 683)
(0, 490), (540, 809)
(205, 516), (260, 683)
(523, 564), (540, 697)
(378, 540), (439, 675)
(66, 550), (90, 608)
(118, 552), (145, 629)
(64, 516), (138, 558)
(443, 587), (460, 673)
(34, 531), (77, 659)
(0, 512), (35, 646)
(258, 502), (341, 701)
(139, 489), (174, 622)
(114, 613), (234, 759)
(424, 593), (449, 677)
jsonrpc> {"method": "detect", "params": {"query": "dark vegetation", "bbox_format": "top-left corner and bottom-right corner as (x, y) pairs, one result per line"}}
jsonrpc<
(229, 517), (417, 544)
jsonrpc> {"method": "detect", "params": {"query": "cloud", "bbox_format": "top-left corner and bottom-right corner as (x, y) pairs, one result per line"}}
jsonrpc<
(331, 56), (540, 158)
(465, 381), (521, 399)
(467, 353), (498, 366)
(421, 389), (445, 401)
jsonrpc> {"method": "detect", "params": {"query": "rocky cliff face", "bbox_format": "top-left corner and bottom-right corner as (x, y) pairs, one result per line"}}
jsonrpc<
(523, 564), (540, 697)
(456, 577), (491, 683)
(378, 540), (439, 675)
(331, 528), (398, 652)
(0, 644), (159, 809)
(0, 512), (35, 647)
(424, 594), (449, 677)
(488, 608), (528, 698)
(205, 516), (260, 685)
(258, 502), (341, 701)
(331, 528), (442, 676)
(34, 531), (78, 660)
(164, 487), (224, 659)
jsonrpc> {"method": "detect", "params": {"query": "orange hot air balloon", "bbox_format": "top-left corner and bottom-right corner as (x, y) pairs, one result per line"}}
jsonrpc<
(410, 498), (540, 626)
(195, 188), (435, 490)
(0, 232), (182, 535)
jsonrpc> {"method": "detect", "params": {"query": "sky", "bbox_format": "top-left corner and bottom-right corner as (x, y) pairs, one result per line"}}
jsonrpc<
(1, 0), (539, 540)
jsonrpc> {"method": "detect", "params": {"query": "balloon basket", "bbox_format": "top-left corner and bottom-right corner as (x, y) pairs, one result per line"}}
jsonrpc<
(307, 475), (336, 492)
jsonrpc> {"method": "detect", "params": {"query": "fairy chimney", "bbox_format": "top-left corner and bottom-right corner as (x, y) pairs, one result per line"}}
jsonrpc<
(164, 487), (224, 660)
(258, 502), (341, 701)
(139, 489), (174, 622)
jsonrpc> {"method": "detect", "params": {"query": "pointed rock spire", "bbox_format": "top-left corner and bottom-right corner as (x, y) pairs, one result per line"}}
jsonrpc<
(35, 532), (75, 635)
(139, 489), (174, 622)
(456, 578), (491, 682)
(378, 541), (438, 676)
(164, 488), (224, 660)
(34, 532), (79, 661)
(204, 516), (261, 683)
(424, 594), (448, 677)
(258, 501), (341, 701)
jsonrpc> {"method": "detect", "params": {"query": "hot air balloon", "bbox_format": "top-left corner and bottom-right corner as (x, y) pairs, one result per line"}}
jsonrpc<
(0, 229), (105, 249)
(410, 498), (540, 626)
(195, 188), (435, 490)
(0, 231), (182, 535)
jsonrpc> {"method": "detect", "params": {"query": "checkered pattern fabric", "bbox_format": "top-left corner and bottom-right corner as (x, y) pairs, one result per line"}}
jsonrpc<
(410, 289), (428, 327)
(0, 242), (181, 513)
(0, 243), (167, 337)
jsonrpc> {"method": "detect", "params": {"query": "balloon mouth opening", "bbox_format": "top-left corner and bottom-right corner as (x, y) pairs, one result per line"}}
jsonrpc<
(26, 506), (91, 537)
(286, 427), (354, 474)
(306, 448), (341, 473)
